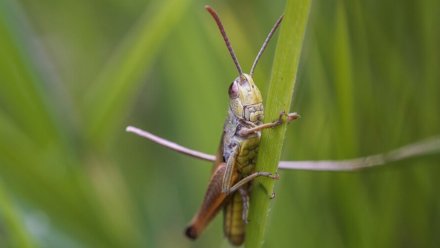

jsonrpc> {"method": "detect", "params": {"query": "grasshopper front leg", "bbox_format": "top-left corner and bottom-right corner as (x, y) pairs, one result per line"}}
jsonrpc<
(239, 112), (300, 136)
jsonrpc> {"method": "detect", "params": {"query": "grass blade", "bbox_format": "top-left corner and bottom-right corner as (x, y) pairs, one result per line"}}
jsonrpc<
(83, 0), (191, 146)
(245, 0), (312, 247)
(0, 182), (35, 248)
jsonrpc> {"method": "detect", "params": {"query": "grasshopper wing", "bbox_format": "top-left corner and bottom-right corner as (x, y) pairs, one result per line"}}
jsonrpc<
(185, 162), (238, 239)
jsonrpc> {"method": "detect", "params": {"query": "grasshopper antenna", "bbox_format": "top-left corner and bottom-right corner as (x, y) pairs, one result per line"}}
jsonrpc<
(250, 15), (284, 77)
(205, 5), (243, 75)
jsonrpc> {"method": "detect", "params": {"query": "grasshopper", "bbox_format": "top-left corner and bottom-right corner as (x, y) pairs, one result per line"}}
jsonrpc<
(126, 5), (440, 247)
(177, 6), (299, 245)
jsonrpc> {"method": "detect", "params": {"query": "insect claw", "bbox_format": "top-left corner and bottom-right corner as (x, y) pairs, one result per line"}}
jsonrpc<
(287, 112), (301, 122)
(269, 172), (280, 180)
(273, 113), (284, 126)
(243, 217), (249, 224)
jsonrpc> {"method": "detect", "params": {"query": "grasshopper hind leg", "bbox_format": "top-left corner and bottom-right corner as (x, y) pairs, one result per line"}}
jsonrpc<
(239, 112), (300, 136)
(239, 187), (249, 223)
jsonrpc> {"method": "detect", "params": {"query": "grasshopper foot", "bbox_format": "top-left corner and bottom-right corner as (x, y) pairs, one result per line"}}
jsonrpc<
(274, 111), (300, 126)
(268, 171), (280, 180)
(287, 112), (300, 122)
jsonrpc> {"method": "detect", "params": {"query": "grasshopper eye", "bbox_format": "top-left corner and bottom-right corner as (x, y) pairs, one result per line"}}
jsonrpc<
(228, 82), (239, 98)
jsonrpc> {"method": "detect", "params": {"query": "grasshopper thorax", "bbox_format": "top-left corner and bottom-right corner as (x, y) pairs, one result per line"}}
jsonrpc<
(228, 73), (264, 124)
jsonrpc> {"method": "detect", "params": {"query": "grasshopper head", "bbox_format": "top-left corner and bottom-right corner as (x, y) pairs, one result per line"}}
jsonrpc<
(228, 73), (264, 123)
(205, 6), (282, 125)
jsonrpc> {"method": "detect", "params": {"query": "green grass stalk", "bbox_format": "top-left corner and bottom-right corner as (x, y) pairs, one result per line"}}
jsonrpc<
(245, 0), (312, 247)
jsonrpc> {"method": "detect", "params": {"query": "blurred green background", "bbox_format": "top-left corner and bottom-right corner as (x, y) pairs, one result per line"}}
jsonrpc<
(0, 0), (439, 247)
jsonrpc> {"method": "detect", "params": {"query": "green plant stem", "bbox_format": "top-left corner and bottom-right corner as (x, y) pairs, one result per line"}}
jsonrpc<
(245, 0), (312, 247)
